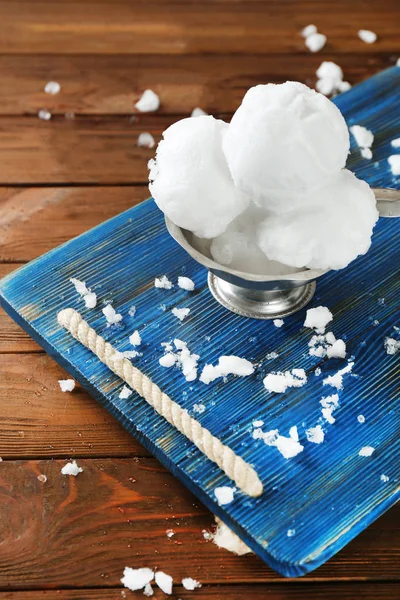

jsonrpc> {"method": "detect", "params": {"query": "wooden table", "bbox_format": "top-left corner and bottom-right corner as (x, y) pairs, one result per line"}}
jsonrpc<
(0, 1), (399, 598)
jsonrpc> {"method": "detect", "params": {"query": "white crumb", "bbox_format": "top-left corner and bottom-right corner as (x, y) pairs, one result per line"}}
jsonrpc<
(315, 61), (347, 97)
(381, 474), (389, 483)
(61, 460), (83, 476)
(166, 529), (175, 538)
(320, 394), (340, 424)
(143, 583), (154, 597)
(359, 446), (375, 457)
(253, 420), (264, 428)
(361, 147), (373, 160)
(129, 330), (142, 346)
(357, 414), (366, 423)
(287, 529), (296, 537)
(289, 425), (299, 441)
(121, 567), (154, 592)
(38, 109), (51, 120)
(212, 517), (253, 555)
(315, 367), (322, 376)
(305, 32), (327, 52)
(154, 275), (173, 289)
(58, 379), (75, 392)
(44, 81), (60, 95)
(37, 474), (47, 483)
(177, 276), (195, 291)
(257, 427), (304, 458)
(350, 125), (374, 150)
(159, 339), (199, 381)
(323, 362), (354, 390)
(129, 305), (137, 317)
(121, 350), (142, 359)
(391, 137), (400, 148)
(119, 385), (133, 399)
(266, 351), (279, 360)
(154, 571), (173, 595)
(305, 425), (325, 444)
(137, 132), (155, 148)
(200, 356), (254, 384)
(273, 319), (284, 328)
(102, 304), (123, 325)
(388, 155), (400, 175)
(159, 353), (176, 368)
(304, 306), (333, 334)
(202, 529), (213, 541)
(301, 24), (317, 37)
(182, 578), (202, 590)
(135, 89), (160, 113)
(397, 58), (400, 67)
(384, 337), (400, 355)
(70, 277), (97, 308)
(309, 332), (346, 359)
(358, 29), (377, 44)
(171, 307), (190, 321)
(215, 486), (235, 506)
(321, 407), (336, 424)
(263, 369), (307, 394)
(84, 292), (97, 308)
(326, 339), (347, 359)
(191, 107), (207, 117)
(193, 403), (206, 414)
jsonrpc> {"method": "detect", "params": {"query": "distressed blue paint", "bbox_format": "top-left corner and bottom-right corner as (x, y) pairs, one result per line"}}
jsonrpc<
(1, 67), (399, 577)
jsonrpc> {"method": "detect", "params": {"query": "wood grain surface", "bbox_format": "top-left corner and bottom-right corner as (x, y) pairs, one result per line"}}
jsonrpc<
(0, 0), (399, 597)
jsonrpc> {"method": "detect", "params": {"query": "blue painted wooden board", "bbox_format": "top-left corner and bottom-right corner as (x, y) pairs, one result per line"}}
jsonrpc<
(1, 67), (399, 577)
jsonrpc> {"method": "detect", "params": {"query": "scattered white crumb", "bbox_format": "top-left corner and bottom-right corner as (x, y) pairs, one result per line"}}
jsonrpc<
(119, 385), (133, 399)
(84, 292), (97, 308)
(121, 567), (154, 592)
(200, 356), (254, 384)
(323, 362), (354, 390)
(58, 379), (75, 392)
(273, 319), (284, 328)
(121, 350), (142, 359)
(37, 474), (47, 483)
(38, 109), (51, 120)
(129, 330), (142, 346)
(301, 24), (317, 37)
(309, 332), (346, 359)
(143, 583), (154, 597)
(159, 353), (176, 368)
(315, 61), (348, 96)
(61, 460), (83, 476)
(388, 155), (400, 175)
(193, 403), (206, 414)
(357, 414), (366, 424)
(212, 517), (253, 555)
(135, 89), (160, 113)
(202, 529), (213, 541)
(70, 277), (97, 308)
(358, 29), (377, 44)
(182, 577), (202, 590)
(361, 147), (373, 160)
(287, 529), (296, 537)
(305, 32), (327, 52)
(321, 407), (336, 424)
(178, 276), (195, 291)
(359, 446), (375, 457)
(44, 81), (60, 95)
(338, 81), (352, 92)
(253, 420), (264, 428)
(256, 427), (304, 459)
(266, 351), (279, 360)
(384, 336), (400, 355)
(154, 275), (173, 289)
(154, 571), (173, 595)
(159, 339), (199, 381)
(137, 132), (155, 148)
(263, 369), (307, 394)
(381, 474), (389, 483)
(315, 367), (322, 376)
(172, 307), (190, 321)
(304, 306), (333, 334)
(326, 339), (347, 359)
(350, 126), (374, 158)
(102, 304), (123, 325)
(215, 486), (235, 506)
(391, 137), (400, 148)
(191, 107), (207, 117)
(166, 529), (175, 538)
(320, 394), (340, 424)
(128, 305), (137, 317)
(305, 425), (325, 444)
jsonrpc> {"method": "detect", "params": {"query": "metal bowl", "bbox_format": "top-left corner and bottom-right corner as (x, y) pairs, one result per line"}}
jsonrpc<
(165, 188), (400, 319)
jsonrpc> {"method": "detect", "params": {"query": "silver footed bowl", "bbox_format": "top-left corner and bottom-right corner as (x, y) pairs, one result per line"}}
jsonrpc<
(165, 188), (400, 320)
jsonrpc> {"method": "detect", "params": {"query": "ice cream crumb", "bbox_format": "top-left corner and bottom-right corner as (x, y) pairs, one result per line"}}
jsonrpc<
(381, 474), (389, 483)
(121, 350), (142, 359)
(129, 330), (142, 346)
(58, 379), (75, 392)
(266, 351), (279, 360)
(129, 305), (137, 317)
(305, 32), (327, 52)
(202, 529), (213, 541)
(358, 29), (377, 44)
(315, 61), (347, 97)
(359, 446), (375, 457)
(391, 137), (400, 148)
(215, 486), (235, 505)
(323, 362), (354, 390)
(182, 577), (202, 590)
(154, 571), (172, 595)
(301, 24), (317, 37)
(37, 474), (47, 483)
(178, 276), (195, 291)
(119, 385), (133, 399)
(102, 304), (123, 325)
(135, 89), (160, 113)
(61, 460), (83, 476)
(263, 369), (307, 394)
(166, 529), (175, 538)
(326, 339), (347, 359)
(350, 125), (374, 151)
(287, 529), (296, 537)
(253, 419), (264, 427)
(193, 403), (206, 414)
(137, 132), (155, 148)
(191, 107), (207, 117)
(44, 81), (60, 95)
(304, 306), (333, 334)
(273, 319), (284, 328)
(315, 367), (322, 376)
(384, 337), (400, 355)
(172, 307), (190, 321)
(388, 155), (400, 175)
(143, 583), (153, 597)
(38, 109), (51, 120)
(357, 414), (366, 423)
(159, 339), (199, 381)
(121, 567), (154, 592)
(200, 356), (254, 384)
(257, 427), (303, 458)
(305, 424), (325, 444)
(320, 394), (340, 424)
(212, 517), (253, 555)
(70, 277), (97, 308)
(159, 353), (176, 368)
(361, 148), (373, 160)
(154, 275), (173, 289)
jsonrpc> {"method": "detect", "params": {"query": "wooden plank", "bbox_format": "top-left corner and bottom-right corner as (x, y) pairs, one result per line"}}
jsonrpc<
(0, 458), (398, 589)
(0, 2), (399, 55)
(1, 584), (400, 599)
(0, 354), (148, 458)
(0, 54), (393, 116)
(0, 186), (147, 262)
(0, 116), (170, 185)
